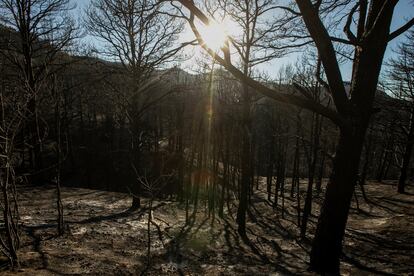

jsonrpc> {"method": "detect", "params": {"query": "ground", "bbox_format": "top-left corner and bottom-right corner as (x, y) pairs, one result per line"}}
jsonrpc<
(1, 180), (413, 275)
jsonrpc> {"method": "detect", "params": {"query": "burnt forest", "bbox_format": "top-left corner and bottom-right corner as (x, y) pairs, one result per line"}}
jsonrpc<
(0, 0), (413, 275)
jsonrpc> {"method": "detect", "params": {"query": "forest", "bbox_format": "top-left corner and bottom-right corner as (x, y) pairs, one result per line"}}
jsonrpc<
(0, 0), (413, 275)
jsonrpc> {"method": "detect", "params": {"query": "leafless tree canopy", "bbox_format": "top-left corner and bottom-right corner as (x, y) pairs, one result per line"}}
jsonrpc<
(86, 0), (187, 77)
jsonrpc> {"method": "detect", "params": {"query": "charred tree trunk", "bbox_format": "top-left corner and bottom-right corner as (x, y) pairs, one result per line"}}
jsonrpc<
(236, 80), (251, 237)
(54, 83), (64, 235)
(20, 20), (43, 183)
(1, 174), (20, 270)
(300, 112), (320, 238)
(130, 136), (142, 210)
(267, 135), (274, 201)
(309, 130), (364, 273)
(376, 123), (395, 182)
(292, 135), (300, 198)
(398, 108), (414, 193)
(219, 141), (230, 218)
(315, 152), (325, 194)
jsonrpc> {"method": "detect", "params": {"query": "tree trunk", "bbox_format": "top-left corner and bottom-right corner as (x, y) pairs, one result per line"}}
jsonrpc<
(2, 181), (19, 269)
(301, 112), (320, 238)
(219, 144), (230, 218)
(236, 126), (250, 236)
(130, 127), (144, 210)
(267, 137), (274, 201)
(28, 97), (43, 184)
(55, 92), (64, 235)
(398, 109), (414, 193)
(236, 80), (251, 237)
(315, 153), (325, 194)
(292, 136), (300, 198)
(310, 130), (364, 274)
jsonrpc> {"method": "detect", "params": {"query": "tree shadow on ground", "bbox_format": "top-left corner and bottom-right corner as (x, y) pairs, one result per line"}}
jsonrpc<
(342, 253), (398, 276)
(17, 188), (168, 274)
(346, 228), (414, 252)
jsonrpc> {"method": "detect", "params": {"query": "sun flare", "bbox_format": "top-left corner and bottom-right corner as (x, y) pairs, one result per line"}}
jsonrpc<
(198, 20), (229, 51)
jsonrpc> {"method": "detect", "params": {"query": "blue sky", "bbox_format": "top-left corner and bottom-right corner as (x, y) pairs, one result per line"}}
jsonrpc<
(71, 0), (414, 81)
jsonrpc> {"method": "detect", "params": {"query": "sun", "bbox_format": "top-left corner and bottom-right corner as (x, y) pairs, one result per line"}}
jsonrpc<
(198, 20), (229, 51)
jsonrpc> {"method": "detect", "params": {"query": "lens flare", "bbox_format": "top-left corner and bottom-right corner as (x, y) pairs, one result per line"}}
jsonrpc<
(198, 21), (228, 51)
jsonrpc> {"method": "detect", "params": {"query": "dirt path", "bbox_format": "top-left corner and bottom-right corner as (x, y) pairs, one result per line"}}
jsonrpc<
(1, 180), (413, 275)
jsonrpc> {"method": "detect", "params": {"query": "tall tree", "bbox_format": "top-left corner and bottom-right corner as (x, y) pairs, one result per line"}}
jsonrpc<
(0, 53), (24, 269)
(86, 0), (192, 209)
(0, 0), (76, 181)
